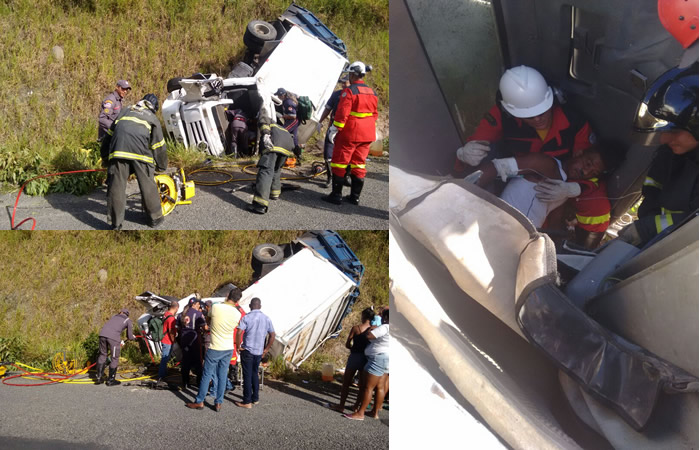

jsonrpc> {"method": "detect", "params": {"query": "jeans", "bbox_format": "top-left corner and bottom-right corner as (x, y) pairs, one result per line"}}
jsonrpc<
(194, 349), (233, 405)
(209, 366), (233, 396)
(158, 343), (172, 379)
(240, 350), (262, 404)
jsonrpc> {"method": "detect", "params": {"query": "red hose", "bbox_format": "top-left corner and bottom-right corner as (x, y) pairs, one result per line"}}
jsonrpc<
(11, 169), (106, 230)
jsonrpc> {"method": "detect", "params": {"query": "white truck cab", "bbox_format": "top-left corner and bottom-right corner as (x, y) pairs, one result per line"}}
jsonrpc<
(162, 24), (348, 157)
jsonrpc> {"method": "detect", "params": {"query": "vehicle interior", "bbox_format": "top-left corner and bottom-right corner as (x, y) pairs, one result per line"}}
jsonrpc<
(390, 0), (697, 448)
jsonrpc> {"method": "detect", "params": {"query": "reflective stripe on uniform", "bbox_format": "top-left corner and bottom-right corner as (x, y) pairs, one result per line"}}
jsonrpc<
(109, 151), (155, 164)
(260, 124), (270, 132)
(349, 111), (373, 118)
(106, 129), (114, 136)
(270, 189), (281, 196)
(333, 121), (345, 128)
(576, 212), (610, 225)
(644, 176), (662, 189)
(350, 164), (366, 169)
(115, 116), (152, 131)
(661, 207), (684, 214)
(151, 139), (165, 150)
(330, 162), (348, 169)
(271, 146), (293, 157)
(253, 196), (269, 206)
(655, 213), (673, 233)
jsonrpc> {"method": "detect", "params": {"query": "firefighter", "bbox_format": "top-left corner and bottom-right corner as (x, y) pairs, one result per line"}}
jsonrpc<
(454, 66), (594, 172)
(95, 308), (135, 386)
(100, 93), (168, 230)
(98, 80), (131, 141)
(318, 75), (352, 186)
(323, 61), (379, 205)
(275, 87), (300, 149)
(619, 56), (698, 245)
(249, 94), (295, 214)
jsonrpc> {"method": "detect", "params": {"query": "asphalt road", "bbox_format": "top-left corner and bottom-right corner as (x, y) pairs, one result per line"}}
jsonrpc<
(0, 156), (389, 230)
(0, 373), (388, 449)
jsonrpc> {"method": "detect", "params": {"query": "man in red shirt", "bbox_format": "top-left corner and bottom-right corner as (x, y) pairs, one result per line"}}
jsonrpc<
(158, 301), (179, 382)
(323, 61), (379, 206)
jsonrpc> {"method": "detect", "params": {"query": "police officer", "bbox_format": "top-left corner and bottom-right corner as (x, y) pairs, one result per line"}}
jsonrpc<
(323, 61), (379, 205)
(96, 308), (135, 386)
(100, 93), (168, 230)
(249, 94), (295, 215)
(618, 0), (699, 248)
(318, 76), (352, 186)
(98, 80), (131, 141)
(179, 298), (207, 390)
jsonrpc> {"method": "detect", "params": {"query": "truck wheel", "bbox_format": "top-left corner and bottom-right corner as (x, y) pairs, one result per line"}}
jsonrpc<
(251, 243), (284, 273)
(245, 20), (277, 44)
(166, 77), (184, 93)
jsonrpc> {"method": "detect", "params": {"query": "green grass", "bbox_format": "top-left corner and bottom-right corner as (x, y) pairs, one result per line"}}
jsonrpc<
(0, 230), (388, 372)
(0, 0), (388, 193)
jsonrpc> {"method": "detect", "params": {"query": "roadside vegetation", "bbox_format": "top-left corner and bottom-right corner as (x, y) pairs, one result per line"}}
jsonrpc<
(0, 230), (389, 381)
(0, 0), (389, 195)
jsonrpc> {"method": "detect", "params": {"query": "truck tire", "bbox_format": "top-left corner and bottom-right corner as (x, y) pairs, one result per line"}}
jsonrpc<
(245, 20), (277, 44)
(251, 243), (284, 273)
(166, 77), (183, 93)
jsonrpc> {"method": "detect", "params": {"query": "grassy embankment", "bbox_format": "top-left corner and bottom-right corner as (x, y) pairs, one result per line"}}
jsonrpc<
(0, 0), (389, 195)
(0, 230), (389, 379)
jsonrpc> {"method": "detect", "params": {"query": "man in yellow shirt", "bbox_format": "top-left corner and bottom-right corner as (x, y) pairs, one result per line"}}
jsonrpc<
(186, 288), (243, 412)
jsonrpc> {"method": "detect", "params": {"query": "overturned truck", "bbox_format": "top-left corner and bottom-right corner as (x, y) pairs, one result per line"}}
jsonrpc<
(162, 4), (349, 158)
(136, 231), (364, 368)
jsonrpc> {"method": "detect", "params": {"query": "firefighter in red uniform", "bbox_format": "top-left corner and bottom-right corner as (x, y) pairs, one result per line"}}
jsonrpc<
(456, 66), (595, 203)
(322, 61), (379, 205)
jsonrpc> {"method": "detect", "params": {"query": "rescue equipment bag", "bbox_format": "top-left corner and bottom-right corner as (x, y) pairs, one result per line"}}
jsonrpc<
(296, 96), (315, 124)
(148, 316), (165, 342)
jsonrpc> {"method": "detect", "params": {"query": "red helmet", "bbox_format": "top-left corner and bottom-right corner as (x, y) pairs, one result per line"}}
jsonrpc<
(658, 0), (699, 48)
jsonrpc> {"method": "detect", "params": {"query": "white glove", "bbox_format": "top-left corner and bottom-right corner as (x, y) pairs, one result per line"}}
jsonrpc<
(120, 340), (125, 347)
(263, 134), (273, 150)
(492, 157), (519, 182)
(328, 125), (338, 144)
(534, 180), (581, 203)
(456, 140), (491, 166)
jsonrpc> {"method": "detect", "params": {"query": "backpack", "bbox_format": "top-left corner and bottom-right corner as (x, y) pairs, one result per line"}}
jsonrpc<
(296, 96), (315, 124)
(148, 316), (165, 342)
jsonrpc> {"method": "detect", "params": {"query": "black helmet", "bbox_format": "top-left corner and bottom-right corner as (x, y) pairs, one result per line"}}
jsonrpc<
(633, 62), (698, 140)
(143, 93), (159, 112)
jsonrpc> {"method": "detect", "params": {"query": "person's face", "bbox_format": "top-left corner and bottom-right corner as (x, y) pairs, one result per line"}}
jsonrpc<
(566, 150), (605, 180)
(660, 129), (698, 155)
(521, 108), (553, 130)
(116, 86), (130, 98)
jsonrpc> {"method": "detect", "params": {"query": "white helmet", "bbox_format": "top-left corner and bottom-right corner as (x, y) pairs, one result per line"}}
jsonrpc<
(344, 61), (371, 76)
(499, 66), (553, 118)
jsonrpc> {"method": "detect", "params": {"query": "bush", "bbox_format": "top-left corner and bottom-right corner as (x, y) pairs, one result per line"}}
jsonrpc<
(81, 331), (100, 364)
(0, 336), (26, 363)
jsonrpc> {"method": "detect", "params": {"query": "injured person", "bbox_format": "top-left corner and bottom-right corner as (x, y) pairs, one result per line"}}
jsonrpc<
(474, 141), (626, 232)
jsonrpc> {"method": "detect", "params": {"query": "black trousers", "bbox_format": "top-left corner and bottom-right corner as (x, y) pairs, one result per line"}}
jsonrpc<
(106, 159), (162, 228)
(253, 151), (287, 208)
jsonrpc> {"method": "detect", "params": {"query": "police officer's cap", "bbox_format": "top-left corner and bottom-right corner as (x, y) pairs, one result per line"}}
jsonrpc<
(143, 93), (159, 112)
(120, 308), (130, 316)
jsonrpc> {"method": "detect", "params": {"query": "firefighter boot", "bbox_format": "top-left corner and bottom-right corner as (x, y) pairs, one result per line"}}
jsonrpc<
(105, 368), (121, 386)
(324, 159), (332, 187)
(95, 363), (105, 385)
(321, 175), (344, 205)
(344, 176), (364, 205)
